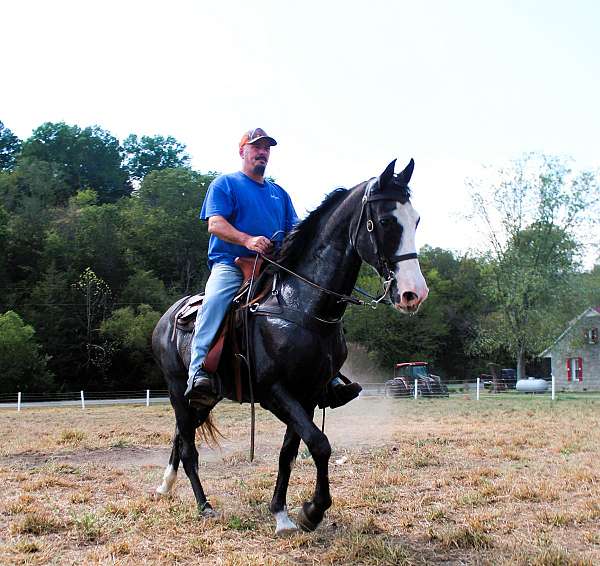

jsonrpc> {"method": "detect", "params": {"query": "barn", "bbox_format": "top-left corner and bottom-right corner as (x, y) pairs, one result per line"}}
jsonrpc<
(540, 306), (600, 391)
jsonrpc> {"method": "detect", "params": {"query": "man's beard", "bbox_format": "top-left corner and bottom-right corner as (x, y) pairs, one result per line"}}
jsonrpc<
(252, 163), (266, 176)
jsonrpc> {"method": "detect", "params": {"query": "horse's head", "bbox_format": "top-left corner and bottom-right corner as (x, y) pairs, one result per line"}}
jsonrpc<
(353, 159), (429, 313)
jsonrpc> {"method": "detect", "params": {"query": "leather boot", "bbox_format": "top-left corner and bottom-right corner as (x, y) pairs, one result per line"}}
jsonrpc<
(185, 369), (219, 408)
(320, 373), (362, 409)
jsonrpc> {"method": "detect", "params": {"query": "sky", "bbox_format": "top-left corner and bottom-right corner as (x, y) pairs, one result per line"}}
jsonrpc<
(2, 0), (599, 266)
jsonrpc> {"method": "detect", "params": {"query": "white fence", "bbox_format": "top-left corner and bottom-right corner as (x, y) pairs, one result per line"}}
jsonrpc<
(2, 376), (600, 412)
(0, 389), (169, 411)
(361, 374), (600, 401)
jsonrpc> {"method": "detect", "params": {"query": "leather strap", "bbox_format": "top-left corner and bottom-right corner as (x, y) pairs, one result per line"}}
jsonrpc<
(390, 252), (418, 262)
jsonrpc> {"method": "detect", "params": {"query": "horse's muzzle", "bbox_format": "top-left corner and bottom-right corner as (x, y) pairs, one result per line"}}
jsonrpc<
(392, 285), (428, 314)
(392, 261), (429, 313)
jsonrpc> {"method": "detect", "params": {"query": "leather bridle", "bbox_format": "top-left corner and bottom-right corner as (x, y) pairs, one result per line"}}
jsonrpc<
(350, 177), (418, 304)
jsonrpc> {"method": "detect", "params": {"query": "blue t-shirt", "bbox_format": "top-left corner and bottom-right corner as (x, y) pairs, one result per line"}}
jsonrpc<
(200, 171), (298, 268)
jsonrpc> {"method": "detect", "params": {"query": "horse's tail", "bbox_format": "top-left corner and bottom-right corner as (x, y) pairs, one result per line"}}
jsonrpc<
(196, 411), (223, 447)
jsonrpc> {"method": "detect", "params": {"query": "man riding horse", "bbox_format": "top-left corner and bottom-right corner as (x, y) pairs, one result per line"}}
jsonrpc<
(154, 150), (428, 532)
(185, 127), (361, 408)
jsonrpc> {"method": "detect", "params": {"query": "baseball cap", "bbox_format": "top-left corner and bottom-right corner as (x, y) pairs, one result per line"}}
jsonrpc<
(239, 128), (277, 149)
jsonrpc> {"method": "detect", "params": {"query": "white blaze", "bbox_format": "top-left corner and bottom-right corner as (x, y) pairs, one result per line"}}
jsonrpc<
(391, 202), (429, 310)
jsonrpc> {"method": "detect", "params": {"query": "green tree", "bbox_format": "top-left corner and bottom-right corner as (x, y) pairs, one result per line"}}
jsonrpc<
(73, 268), (112, 373)
(580, 264), (600, 307)
(24, 264), (81, 390)
(44, 190), (128, 291)
(120, 168), (213, 293)
(0, 157), (70, 294)
(0, 204), (8, 288)
(100, 304), (163, 388)
(0, 157), (70, 211)
(417, 247), (492, 379)
(120, 268), (171, 311)
(101, 304), (160, 351)
(0, 121), (21, 171)
(468, 154), (599, 377)
(20, 122), (130, 203)
(0, 310), (54, 394)
(123, 134), (190, 181)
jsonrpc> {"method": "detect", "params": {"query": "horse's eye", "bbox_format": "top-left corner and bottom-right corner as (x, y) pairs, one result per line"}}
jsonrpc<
(379, 217), (393, 227)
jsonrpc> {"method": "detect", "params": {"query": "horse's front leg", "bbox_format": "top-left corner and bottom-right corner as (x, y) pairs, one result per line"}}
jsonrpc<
(266, 383), (332, 532)
(270, 424), (301, 535)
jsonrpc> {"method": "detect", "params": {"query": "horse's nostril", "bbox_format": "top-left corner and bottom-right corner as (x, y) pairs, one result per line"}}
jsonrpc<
(403, 291), (417, 303)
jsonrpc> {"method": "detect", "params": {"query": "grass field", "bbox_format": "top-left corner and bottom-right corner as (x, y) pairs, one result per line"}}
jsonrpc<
(1, 397), (599, 565)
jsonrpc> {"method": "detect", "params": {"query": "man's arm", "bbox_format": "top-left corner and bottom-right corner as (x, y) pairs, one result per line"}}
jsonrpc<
(208, 215), (273, 255)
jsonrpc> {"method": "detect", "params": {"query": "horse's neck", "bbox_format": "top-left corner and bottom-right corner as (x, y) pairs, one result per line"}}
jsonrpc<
(283, 193), (362, 317)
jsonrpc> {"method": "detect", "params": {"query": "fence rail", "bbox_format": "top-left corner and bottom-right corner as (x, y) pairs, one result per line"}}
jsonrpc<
(0, 389), (169, 410)
(2, 377), (599, 411)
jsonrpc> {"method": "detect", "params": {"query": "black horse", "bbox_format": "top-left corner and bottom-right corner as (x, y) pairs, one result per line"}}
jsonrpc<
(152, 159), (428, 535)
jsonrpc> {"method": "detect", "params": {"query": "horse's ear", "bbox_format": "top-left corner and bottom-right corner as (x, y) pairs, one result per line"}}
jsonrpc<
(397, 158), (415, 185)
(378, 159), (397, 189)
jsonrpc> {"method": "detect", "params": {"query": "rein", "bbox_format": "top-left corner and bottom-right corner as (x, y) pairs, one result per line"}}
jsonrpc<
(260, 254), (395, 310)
(260, 255), (363, 305)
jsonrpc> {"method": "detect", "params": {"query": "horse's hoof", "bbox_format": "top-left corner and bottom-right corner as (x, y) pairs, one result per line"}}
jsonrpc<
(297, 502), (320, 532)
(274, 508), (299, 536)
(199, 503), (218, 519)
(275, 524), (299, 536)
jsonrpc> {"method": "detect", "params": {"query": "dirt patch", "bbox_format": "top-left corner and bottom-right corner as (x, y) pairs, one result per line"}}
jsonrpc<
(1, 446), (173, 470)
(0, 398), (403, 472)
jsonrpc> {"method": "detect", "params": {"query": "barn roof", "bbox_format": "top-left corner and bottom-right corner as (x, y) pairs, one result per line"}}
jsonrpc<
(539, 306), (600, 357)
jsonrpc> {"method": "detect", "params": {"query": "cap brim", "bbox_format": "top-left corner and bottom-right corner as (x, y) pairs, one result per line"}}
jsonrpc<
(247, 135), (277, 146)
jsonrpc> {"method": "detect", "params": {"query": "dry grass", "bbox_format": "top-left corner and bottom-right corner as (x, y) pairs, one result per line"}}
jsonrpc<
(1, 397), (599, 564)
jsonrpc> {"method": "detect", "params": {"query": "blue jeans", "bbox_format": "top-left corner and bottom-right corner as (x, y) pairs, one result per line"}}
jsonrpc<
(188, 263), (244, 379)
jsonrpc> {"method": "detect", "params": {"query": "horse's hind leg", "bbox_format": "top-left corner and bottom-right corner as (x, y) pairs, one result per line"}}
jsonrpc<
(156, 426), (180, 495)
(266, 383), (332, 532)
(270, 425), (301, 535)
(176, 405), (217, 517)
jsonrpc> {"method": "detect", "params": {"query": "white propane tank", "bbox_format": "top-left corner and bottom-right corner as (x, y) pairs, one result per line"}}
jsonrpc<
(516, 377), (549, 393)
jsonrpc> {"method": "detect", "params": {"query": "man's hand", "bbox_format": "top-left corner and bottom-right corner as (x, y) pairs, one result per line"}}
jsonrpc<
(244, 235), (273, 255)
(208, 216), (274, 255)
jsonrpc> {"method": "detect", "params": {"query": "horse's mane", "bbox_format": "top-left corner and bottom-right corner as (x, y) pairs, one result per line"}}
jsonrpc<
(276, 187), (350, 266)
